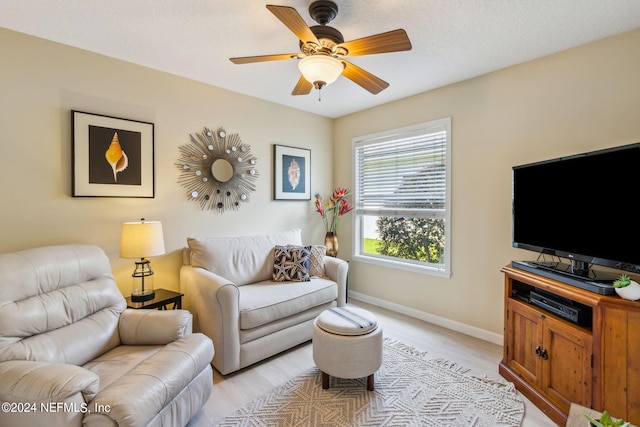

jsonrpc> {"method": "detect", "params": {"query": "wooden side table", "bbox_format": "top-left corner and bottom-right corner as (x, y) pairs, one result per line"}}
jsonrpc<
(125, 288), (183, 310)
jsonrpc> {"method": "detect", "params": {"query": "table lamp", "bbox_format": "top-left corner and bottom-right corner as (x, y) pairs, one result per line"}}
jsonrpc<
(120, 218), (165, 302)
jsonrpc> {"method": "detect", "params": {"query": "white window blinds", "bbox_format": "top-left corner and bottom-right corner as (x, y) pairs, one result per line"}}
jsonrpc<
(355, 122), (448, 216)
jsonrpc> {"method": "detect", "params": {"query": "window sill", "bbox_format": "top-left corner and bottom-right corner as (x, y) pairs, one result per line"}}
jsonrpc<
(352, 254), (451, 278)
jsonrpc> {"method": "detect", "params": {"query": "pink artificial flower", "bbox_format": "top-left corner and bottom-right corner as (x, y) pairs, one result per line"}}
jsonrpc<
(314, 193), (324, 216)
(338, 198), (354, 216)
(332, 187), (349, 202)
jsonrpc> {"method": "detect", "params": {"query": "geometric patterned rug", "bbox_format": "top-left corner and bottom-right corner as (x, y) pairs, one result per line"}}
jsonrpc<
(213, 339), (525, 426)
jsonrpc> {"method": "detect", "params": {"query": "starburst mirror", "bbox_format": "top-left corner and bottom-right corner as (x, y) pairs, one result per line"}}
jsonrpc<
(176, 127), (258, 213)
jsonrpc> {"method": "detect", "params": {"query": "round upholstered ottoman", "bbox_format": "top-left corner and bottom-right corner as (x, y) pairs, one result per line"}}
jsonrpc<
(312, 307), (383, 391)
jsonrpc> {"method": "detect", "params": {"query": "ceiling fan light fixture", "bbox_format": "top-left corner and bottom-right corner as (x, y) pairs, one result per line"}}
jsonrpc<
(298, 55), (343, 89)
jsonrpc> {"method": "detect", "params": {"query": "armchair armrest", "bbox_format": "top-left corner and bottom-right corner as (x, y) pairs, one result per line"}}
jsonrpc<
(118, 309), (193, 345)
(0, 360), (100, 402)
(324, 256), (349, 306)
(0, 360), (99, 427)
(180, 265), (240, 374)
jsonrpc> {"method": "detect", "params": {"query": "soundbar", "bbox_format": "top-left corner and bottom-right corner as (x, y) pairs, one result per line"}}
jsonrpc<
(511, 260), (616, 295)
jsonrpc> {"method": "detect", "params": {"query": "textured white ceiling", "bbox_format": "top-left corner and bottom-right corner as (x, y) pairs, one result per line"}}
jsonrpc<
(2, 0), (640, 118)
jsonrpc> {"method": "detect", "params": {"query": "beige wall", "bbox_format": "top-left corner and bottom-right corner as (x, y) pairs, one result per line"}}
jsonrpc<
(2, 26), (639, 341)
(333, 29), (640, 338)
(0, 28), (333, 295)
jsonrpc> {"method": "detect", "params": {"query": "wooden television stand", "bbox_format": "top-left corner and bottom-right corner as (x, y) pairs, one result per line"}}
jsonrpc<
(499, 264), (640, 426)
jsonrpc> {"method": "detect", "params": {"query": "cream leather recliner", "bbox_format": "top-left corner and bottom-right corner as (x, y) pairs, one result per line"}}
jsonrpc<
(0, 244), (214, 427)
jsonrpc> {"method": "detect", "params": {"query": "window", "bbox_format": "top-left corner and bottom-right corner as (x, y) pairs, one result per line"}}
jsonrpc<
(352, 117), (451, 277)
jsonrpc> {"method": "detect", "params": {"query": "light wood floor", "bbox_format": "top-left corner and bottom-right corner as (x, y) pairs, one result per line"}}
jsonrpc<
(188, 299), (558, 426)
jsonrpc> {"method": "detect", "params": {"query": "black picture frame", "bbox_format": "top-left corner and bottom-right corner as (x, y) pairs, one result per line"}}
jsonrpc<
(273, 144), (311, 200)
(72, 110), (154, 197)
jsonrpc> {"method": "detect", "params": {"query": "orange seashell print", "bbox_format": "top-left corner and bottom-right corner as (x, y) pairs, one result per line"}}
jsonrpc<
(104, 132), (128, 182)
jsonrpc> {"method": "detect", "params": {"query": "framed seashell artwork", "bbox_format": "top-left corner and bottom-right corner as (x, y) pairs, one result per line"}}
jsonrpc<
(175, 126), (258, 213)
(72, 110), (155, 197)
(273, 144), (311, 201)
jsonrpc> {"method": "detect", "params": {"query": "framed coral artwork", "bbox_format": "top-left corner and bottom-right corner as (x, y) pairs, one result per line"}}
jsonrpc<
(273, 144), (311, 200)
(72, 110), (154, 197)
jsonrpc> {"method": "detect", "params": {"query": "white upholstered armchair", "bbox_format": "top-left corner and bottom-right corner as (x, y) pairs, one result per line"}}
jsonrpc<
(180, 229), (348, 375)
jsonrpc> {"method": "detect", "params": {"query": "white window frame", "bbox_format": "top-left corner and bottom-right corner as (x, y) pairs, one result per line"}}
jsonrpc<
(352, 117), (452, 278)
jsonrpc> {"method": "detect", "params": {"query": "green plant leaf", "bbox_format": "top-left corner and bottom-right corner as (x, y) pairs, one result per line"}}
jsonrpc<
(613, 274), (631, 288)
(584, 410), (631, 427)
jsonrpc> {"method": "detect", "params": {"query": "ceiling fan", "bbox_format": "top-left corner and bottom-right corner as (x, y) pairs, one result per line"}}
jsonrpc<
(229, 1), (412, 96)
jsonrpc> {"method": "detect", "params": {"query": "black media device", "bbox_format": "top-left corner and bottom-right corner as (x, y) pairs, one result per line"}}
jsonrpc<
(512, 142), (640, 293)
(529, 289), (592, 327)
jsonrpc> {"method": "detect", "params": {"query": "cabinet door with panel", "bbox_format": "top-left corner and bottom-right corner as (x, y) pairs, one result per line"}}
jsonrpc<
(505, 299), (543, 386)
(541, 315), (592, 413)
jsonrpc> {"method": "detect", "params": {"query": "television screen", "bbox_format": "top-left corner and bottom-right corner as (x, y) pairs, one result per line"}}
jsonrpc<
(512, 142), (640, 275)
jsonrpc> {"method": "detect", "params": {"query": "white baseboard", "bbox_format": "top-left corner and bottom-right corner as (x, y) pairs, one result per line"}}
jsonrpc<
(348, 290), (503, 346)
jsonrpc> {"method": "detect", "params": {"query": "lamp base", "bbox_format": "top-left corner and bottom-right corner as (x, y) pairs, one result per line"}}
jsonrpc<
(131, 290), (155, 302)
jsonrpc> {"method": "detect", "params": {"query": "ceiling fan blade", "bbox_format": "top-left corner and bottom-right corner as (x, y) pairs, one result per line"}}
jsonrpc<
(336, 29), (412, 57)
(230, 53), (300, 64)
(266, 5), (320, 46)
(341, 61), (389, 94)
(292, 75), (312, 95)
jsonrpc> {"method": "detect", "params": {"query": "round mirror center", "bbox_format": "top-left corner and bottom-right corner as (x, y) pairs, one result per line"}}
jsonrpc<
(211, 159), (234, 182)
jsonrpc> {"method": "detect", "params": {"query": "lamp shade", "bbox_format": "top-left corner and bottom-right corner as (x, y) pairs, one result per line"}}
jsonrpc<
(120, 220), (165, 259)
(298, 55), (343, 89)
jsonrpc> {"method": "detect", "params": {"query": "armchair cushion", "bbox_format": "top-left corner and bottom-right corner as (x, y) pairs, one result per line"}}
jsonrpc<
(187, 229), (302, 286)
(308, 245), (326, 277)
(239, 278), (338, 329)
(0, 245), (125, 366)
(272, 245), (311, 282)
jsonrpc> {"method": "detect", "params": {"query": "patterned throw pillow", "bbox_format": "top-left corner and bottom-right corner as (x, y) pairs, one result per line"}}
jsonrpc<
(273, 245), (311, 282)
(309, 245), (326, 278)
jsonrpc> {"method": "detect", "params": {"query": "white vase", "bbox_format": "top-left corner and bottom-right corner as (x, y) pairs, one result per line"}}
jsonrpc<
(615, 280), (640, 301)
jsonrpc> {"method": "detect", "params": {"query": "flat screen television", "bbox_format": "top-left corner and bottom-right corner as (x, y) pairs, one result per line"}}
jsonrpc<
(512, 142), (640, 292)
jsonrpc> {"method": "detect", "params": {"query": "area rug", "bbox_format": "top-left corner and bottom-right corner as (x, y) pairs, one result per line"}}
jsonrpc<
(213, 339), (525, 426)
